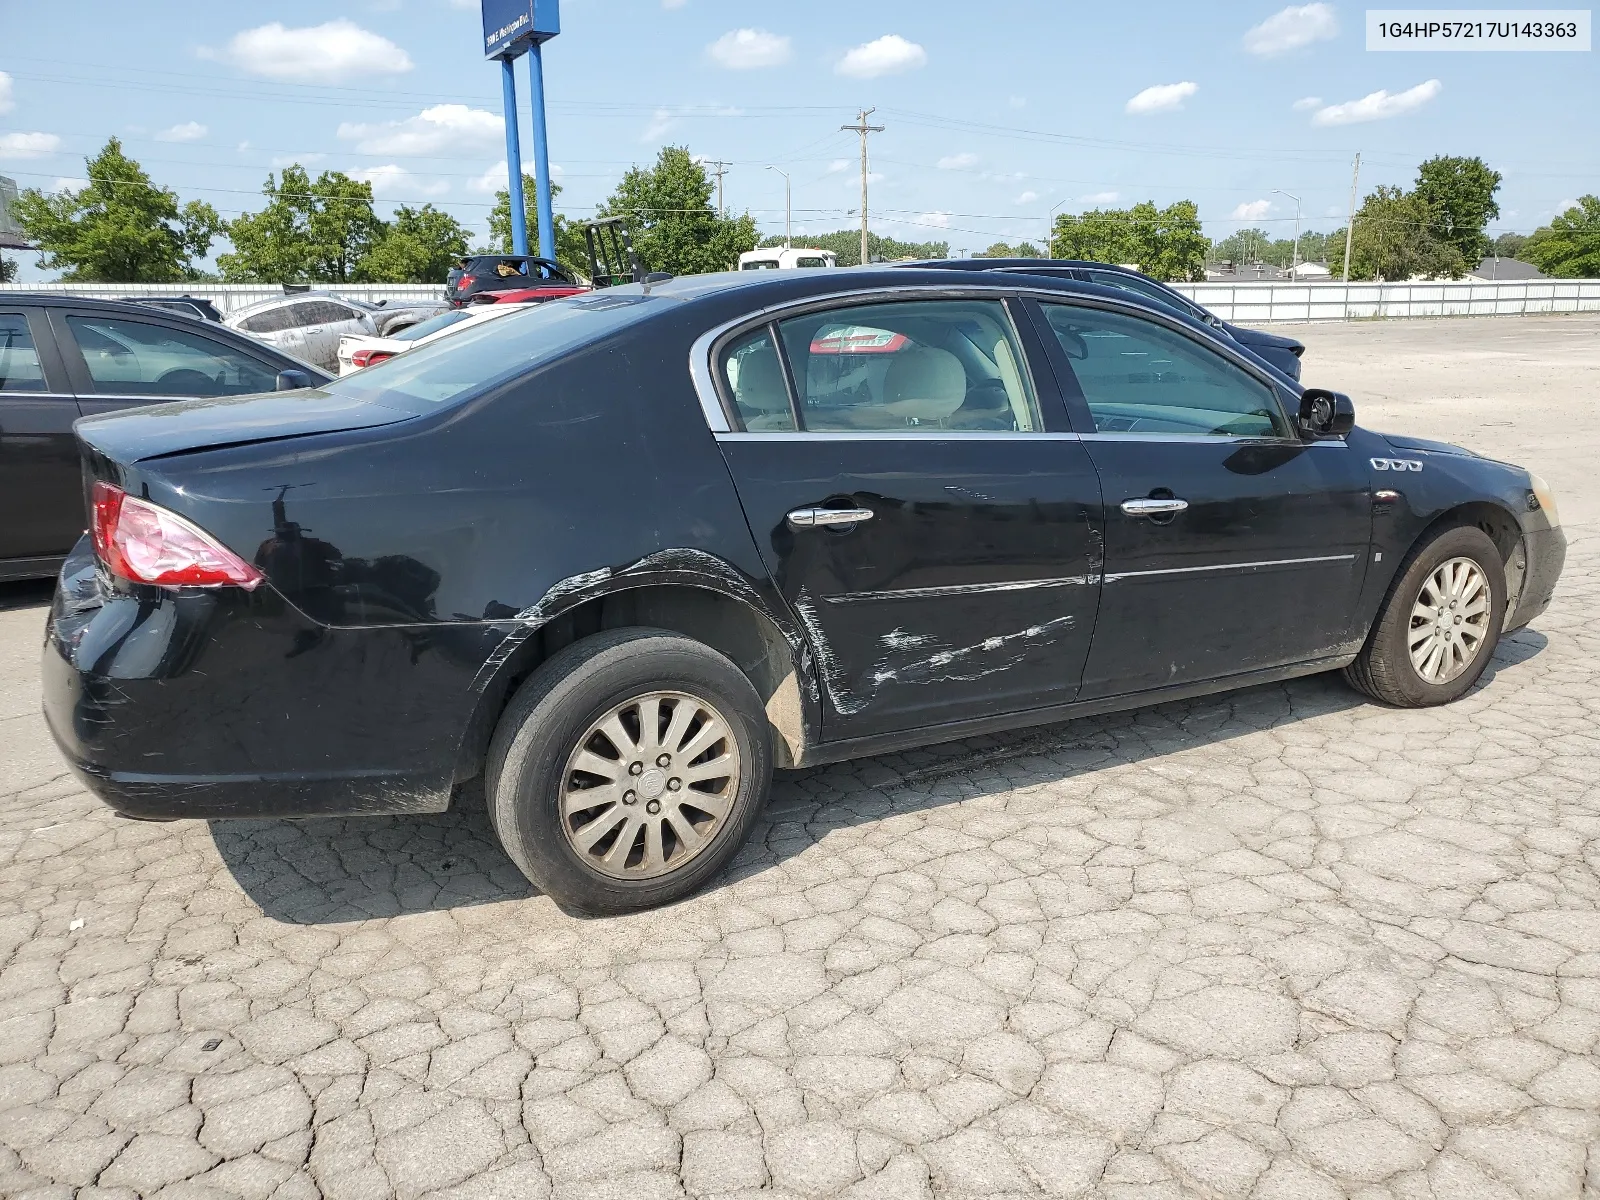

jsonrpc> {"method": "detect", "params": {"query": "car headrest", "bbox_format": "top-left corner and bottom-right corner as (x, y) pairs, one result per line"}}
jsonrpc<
(734, 346), (790, 416)
(882, 347), (967, 424)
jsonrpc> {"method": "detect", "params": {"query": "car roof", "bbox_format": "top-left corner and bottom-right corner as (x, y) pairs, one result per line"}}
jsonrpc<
(0, 292), (229, 314)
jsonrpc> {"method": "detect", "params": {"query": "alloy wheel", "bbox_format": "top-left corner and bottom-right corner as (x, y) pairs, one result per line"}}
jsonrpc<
(1408, 556), (1491, 684)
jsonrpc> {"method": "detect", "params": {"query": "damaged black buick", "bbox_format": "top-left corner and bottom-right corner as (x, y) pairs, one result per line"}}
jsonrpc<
(43, 269), (1566, 914)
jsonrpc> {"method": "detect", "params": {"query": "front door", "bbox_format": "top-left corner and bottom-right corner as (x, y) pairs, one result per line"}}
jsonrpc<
(713, 295), (1104, 741)
(1029, 298), (1373, 697)
(0, 310), (84, 565)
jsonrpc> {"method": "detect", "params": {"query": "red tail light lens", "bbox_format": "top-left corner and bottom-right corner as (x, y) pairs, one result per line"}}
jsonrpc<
(90, 482), (264, 590)
(350, 349), (394, 369)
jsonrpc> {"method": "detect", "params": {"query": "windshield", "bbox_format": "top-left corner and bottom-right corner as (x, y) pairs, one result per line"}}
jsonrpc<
(323, 292), (670, 411)
(392, 310), (472, 342)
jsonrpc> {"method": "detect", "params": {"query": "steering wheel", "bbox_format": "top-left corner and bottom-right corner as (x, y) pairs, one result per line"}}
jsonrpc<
(155, 368), (217, 395)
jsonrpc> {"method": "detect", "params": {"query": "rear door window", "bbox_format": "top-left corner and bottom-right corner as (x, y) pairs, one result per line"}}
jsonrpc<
(64, 315), (281, 397)
(0, 314), (47, 392)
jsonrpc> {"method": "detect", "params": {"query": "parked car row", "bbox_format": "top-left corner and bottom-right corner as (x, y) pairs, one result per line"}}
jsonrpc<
(336, 303), (533, 375)
(223, 295), (449, 371)
(40, 265), (1565, 918)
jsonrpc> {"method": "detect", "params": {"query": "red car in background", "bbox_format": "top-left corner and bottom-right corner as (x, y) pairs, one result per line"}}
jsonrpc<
(445, 255), (588, 307)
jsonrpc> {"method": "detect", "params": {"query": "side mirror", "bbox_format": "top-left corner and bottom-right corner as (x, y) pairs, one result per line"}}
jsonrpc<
(1297, 388), (1355, 437)
(275, 369), (313, 392)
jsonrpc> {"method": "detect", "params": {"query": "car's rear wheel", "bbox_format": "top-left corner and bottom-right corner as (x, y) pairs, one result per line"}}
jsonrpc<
(486, 628), (771, 915)
(1344, 525), (1506, 707)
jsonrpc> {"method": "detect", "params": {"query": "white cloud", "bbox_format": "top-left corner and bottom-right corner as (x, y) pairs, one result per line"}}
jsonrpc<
(445, 0), (477, 8)
(1008, 95), (1026, 109)
(1312, 79), (1441, 125)
(1016, 190), (1040, 205)
(236, 141), (252, 152)
(1125, 81), (1197, 115)
(1291, 96), (1323, 111)
(470, 160), (509, 193)
(917, 211), (952, 228)
(642, 108), (676, 142)
(1555, 198), (1579, 214)
(351, 163), (448, 199)
(826, 159), (850, 174)
(0, 71), (14, 115)
(1244, 4), (1338, 56)
(200, 20), (413, 82)
(707, 29), (791, 69)
(0, 132), (61, 159)
(155, 121), (208, 143)
(938, 152), (979, 170)
(1081, 190), (1120, 204)
(338, 104), (502, 154)
(836, 34), (927, 79)
(54, 177), (88, 194)
(1231, 199), (1274, 220)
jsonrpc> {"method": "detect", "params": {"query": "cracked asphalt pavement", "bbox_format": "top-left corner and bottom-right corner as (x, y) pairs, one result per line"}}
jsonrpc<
(3, 315), (1599, 1199)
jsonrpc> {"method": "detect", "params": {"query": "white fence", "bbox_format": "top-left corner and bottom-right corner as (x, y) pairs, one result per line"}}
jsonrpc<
(0, 282), (446, 315)
(1170, 279), (1600, 324)
(5, 277), (1600, 324)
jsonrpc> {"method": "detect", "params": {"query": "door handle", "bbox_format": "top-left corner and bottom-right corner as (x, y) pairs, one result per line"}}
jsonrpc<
(786, 506), (874, 529)
(1120, 497), (1189, 517)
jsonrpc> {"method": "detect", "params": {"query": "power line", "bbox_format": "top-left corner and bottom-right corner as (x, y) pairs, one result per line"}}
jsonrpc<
(841, 109), (884, 266)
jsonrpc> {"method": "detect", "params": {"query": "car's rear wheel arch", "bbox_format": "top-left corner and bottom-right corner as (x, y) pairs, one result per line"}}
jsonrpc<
(455, 582), (811, 786)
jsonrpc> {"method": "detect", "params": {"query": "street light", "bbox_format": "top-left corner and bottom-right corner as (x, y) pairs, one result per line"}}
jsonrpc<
(1046, 198), (1071, 258)
(767, 166), (791, 249)
(1272, 189), (1302, 277)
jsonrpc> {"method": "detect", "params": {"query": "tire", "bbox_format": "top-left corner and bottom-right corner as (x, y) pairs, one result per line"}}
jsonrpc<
(485, 628), (772, 916)
(1344, 525), (1506, 708)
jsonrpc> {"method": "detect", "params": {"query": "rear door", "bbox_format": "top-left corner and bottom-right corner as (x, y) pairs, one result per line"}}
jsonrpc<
(710, 293), (1105, 743)
(1028, 297), (1372, 697)
(52, 310), (285, 419)
(0, 308), (84, 566)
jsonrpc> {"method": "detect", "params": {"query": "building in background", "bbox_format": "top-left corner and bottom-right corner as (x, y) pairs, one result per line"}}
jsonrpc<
(0, 175), (30, 251)
(1469, 257), (1547, 282)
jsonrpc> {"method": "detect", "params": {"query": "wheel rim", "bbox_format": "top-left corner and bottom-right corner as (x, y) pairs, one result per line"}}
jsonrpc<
(1408, 556), (1491, 685)
(560, 690), (741, 881)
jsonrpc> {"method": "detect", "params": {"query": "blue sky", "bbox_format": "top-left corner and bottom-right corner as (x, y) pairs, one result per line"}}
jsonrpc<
(2, 1), (1596, 278)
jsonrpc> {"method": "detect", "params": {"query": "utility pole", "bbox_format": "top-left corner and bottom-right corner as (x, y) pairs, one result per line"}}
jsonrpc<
(707, 160), (731, 218)
(1342, 152), (1361, 283)
(766, 166), (791, 248)
(1273, 189), (1302, 275)
(841, 108), (884, 266)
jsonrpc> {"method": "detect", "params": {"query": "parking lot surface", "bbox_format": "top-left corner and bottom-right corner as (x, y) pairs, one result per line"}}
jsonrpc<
(3, 315), (1599, 1200)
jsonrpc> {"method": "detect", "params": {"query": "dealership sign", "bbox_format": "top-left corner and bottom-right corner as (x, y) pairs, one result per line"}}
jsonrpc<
(482, 0), (560, 58)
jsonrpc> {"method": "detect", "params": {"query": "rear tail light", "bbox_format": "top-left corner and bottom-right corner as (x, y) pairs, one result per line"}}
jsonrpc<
(350, 349), (394, 369)
(91, 482), (264, 590)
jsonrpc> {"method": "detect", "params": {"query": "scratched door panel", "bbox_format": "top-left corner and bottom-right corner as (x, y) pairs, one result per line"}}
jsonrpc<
(718, 436), (1105, 741)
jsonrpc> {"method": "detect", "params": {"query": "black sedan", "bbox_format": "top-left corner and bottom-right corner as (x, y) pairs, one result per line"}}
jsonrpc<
(43, 269), (1565, 915)
(899, 258), (1307, 381)
(1, 294), (329, 581)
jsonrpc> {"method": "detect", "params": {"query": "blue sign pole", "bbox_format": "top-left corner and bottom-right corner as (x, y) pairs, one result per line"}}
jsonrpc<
(525, 43), (556, 262)
(499, 57), (529, 256)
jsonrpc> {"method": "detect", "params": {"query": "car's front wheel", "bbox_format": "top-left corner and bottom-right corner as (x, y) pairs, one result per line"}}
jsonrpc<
(486, 628), (772, 915)
(1344, 525), (1506, 707)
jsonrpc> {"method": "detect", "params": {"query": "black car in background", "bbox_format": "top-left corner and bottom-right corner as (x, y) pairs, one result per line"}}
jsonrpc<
(445, 254), (582, 306)
(125, 295), (226, 323)
(44, 269), (1564, 915)
(1, 294), (329, 580)
(901, 258), (1307, 381)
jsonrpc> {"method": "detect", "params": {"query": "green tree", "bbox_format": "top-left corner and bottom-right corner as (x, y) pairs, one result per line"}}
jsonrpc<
(1491, 231), (1529, 259)
(1327, 185), (1465, 281)
(1524, 196), (1600, 278)
(11, 137), (220, 281)
(1052, 201), (1208, 281)
(0, 256), (16, 283)
(356, 204), (470, 283)
(1413, 155), (1502, 264)
(599, 146), (757, 275)
(758, 229), (949, 266)
(485, 176), (590, 269)
(979, 241), (1041, 258)
(220, 165), (382, 283)
(1210, 227), (1272, 265)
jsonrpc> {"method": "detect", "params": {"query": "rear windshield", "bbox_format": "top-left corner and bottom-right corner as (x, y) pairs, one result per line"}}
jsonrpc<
(323, 292), (670, 411)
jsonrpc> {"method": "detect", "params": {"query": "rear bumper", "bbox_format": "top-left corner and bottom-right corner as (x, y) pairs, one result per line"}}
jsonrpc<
(42, 540), (495, 821)
(1508, 524), (1566, 632)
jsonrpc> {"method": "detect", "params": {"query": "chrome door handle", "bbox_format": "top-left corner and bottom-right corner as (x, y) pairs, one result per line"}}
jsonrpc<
(1120, 497), (1189, 516)
(786, 506), (874, 529)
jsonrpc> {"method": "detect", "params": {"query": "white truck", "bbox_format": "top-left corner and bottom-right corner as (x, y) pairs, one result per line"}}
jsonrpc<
(737, 248), (837, 271)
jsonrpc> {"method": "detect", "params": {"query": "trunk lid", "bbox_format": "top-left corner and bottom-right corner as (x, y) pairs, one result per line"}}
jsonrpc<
(73, 387), (418, 464)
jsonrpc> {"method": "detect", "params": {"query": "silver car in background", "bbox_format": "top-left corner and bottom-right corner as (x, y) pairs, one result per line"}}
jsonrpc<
(225, 295), (448, 370)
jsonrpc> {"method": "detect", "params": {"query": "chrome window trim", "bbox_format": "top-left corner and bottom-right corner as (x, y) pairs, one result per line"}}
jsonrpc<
(823, 574), (1097, 604)
(716, 429), (1082, 443)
